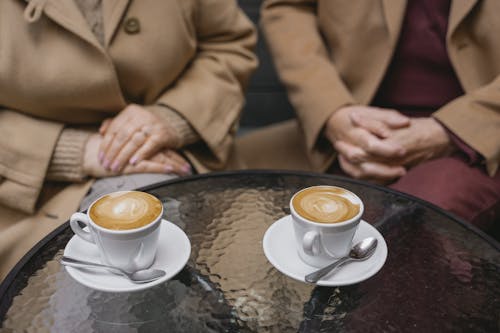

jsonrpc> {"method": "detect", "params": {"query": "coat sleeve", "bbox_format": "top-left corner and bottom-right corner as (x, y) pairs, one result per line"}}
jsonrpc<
(156, 0), (258, 170)
(0, 110), (63, 213)
(434, 74), (500, 176)
(261, 0), (355, 170)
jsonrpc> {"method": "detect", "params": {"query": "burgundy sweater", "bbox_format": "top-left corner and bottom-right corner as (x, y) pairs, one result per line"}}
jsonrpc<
(372, 0), (463, 115)
(371, 0), (477, 161)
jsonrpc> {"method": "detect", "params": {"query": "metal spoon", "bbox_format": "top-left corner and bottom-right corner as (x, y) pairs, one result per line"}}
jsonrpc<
(60, 256), (166, 284)
(305, 237), (378, 284)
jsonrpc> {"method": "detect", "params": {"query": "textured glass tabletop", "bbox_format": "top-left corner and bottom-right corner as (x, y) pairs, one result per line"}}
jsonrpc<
(1, 171), (499, 332)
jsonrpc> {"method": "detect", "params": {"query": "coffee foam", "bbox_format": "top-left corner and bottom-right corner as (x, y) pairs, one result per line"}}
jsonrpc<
(90, 191), (162, 230)
(292, 187), (360, 223)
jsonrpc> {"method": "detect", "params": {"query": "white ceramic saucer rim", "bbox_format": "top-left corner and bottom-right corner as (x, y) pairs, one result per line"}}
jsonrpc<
(64, 219), (191, 293)
(263, 216), (388, 286)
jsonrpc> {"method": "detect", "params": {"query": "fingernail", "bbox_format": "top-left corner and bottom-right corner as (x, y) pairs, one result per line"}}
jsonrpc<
(129, 156), (138, 165)
(183, 164), (192, 174)
(111, 161), (120, 172)
(103, 159), (110, 170)
(98, 152), (104, 163)
(164, 165), (173, 173)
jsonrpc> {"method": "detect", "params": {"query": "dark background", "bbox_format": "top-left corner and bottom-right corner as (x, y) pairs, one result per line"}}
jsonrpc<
(238, 0), (295, 130)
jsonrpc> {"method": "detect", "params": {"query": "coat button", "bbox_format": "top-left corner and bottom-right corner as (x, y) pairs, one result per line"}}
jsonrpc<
(124, 17), (140, 34)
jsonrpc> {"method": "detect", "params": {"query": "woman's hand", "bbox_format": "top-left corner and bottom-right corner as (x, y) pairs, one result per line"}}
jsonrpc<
(98, 104), (179, 172)
(84, 133), (191, 178)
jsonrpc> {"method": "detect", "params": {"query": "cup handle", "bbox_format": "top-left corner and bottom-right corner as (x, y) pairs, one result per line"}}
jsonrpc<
(303, 230), (320, 256)
(70, 212), (95, 243)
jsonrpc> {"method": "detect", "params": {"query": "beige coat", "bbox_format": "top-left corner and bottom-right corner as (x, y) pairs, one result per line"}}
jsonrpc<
(236, 0), (500, 175)
(0, 0), (257, 281)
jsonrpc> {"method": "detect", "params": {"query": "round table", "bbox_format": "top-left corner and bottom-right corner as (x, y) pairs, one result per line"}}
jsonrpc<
(1, 171), (499, 332)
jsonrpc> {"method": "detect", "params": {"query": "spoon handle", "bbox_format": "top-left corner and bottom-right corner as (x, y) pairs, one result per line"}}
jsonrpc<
(60, 256), (123, 275)
(305, 257), (351, 283)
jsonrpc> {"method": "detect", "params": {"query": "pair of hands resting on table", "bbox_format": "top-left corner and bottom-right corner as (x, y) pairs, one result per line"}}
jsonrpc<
(83, 104), (192, 178)
(325, 106), (455, 184)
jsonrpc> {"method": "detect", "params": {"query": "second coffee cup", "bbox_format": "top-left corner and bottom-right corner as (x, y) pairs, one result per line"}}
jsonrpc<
(290, 185), (364, 267)
(70, 191), (163, 273)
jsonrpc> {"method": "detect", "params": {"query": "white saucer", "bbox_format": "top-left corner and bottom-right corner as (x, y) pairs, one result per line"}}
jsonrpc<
(263, 216), (387, 286)
(63, 219), (191, 293)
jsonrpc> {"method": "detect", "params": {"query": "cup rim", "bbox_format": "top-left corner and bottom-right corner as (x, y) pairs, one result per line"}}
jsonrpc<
(289, 185), (364, 227)
(86, 190), (163, 234)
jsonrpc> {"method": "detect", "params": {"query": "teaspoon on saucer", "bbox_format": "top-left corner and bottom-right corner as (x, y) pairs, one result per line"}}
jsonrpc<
(60, 256), (166, 284)
(305, 237), (378, 284)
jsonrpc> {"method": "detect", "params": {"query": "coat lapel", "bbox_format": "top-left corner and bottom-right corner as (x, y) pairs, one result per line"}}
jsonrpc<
(103, 0), (131, 46)
(23, 0), (131, 50)
(381, 0), (407, 47)
(40, 0), (103, 50)
(448, 0), (479, 38)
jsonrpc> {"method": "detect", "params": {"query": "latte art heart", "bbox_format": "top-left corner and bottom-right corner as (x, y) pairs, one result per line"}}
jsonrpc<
(292, 187), (360, 223)
(90, 191), (162, 230)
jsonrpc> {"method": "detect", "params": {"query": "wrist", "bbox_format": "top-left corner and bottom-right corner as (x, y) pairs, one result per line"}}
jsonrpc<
(82, 133), (103, 177)
(430, 118), (450, 143)
(146, 104), (199, 148)
(47, 129), (91, 181)
(428, 118), (457, 156)
(324, 106), (352, 143)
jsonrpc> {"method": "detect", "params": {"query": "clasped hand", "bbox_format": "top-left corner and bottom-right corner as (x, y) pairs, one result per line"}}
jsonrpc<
(325, 106), (453, 183)
(83, 104), (192, 177)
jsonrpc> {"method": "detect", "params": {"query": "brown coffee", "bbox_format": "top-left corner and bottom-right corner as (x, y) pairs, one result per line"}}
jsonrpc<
(90, 191), (162, 230)
(292, 186), (360, 223)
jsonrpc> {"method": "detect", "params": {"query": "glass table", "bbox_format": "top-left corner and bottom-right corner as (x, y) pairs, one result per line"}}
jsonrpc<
(1, 171), (498, 332)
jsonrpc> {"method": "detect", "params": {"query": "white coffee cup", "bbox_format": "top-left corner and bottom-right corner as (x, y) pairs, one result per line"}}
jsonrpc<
(290, 186), (364, 268)
(69, 191), (163, 273)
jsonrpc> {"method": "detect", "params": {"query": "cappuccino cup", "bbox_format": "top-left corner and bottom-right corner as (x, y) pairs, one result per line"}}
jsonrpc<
(70, 191), (163, 273)
(290, 186), (363, 267)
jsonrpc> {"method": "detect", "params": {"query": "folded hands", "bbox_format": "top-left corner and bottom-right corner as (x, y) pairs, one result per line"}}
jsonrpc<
(325, 105), (455, 183)
(83, 104), (192, 178)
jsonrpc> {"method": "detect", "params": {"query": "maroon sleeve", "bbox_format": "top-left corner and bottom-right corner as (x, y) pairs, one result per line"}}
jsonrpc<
(443, 125), (481, 164)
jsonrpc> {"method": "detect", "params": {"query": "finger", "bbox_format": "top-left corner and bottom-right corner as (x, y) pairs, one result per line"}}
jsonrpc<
(99, 105), (150, 164)
(338, 155), (406, 181)
(109, 131), (148, 172)
(354, 129), (406, 157)
(104, 111), (131, 137)
(163, 156), (190, 176)
(349, 113), (391, 138)
(98, 110), (136, 157)
(334, 140), (369, 163)
(129, 135), (165, 165)
(337, 154), (364, 179)
(151, 152), (191, 175)
(98, 119), (114, 162)
(165, 150), (193, 175)
(359, 161), (406, 180)
(99, 131), (115, 166)
(122, 160), (168, 174)
(99, 118), (113, 135)
(164, 150), (192, 174)
(124, 158), (188, 176)
(102, 125), (145, 169)
(371, 108), (410, 128)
